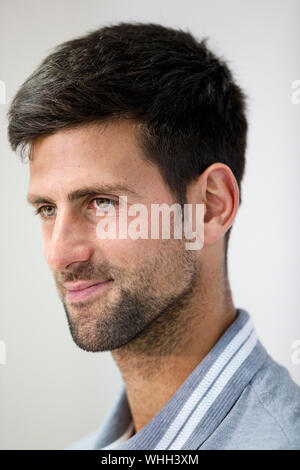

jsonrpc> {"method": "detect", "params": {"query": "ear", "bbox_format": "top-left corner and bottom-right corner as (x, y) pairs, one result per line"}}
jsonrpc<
(186, 163), (240, 246)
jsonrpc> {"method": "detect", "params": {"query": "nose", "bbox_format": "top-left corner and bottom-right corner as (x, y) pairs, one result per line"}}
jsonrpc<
(45, 207), (94, 271)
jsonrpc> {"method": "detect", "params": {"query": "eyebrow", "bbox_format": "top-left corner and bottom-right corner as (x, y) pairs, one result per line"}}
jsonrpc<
(27, 183), (139, 205)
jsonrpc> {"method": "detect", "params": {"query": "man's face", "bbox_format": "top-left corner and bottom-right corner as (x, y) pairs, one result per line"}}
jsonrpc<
(28, 120), (198, 352)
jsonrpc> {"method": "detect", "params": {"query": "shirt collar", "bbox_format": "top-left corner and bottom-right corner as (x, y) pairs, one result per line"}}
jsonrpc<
(93, 308), (268, 450)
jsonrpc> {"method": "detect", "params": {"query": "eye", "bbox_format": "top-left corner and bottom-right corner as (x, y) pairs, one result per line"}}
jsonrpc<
(34, 206), (57, 218)
(92, 198), (117, 209)
(33, 197), (118, 220)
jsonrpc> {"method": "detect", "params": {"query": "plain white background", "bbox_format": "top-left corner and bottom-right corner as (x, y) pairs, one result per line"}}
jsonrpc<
(0, 0), (299, 450)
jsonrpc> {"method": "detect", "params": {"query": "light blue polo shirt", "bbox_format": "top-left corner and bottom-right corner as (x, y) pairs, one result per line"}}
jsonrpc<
(66, 308), (300, 450)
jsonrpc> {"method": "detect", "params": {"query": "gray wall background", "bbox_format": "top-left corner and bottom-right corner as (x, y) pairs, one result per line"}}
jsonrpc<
(0, 0), (299, 450)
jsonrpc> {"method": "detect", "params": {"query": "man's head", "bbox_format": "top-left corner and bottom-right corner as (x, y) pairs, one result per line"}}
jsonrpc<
(7, 22), (246, 353)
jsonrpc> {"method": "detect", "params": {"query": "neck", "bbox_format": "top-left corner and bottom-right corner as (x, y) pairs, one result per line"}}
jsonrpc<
(111, 262), (237, 434)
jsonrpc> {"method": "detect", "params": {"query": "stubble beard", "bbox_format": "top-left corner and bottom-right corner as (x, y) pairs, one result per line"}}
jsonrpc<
(59, 239), (199, 356)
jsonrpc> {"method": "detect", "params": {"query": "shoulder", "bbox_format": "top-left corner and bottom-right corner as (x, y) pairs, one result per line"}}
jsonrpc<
(249, 354), (300, 448)
(202, 353), (300, 449)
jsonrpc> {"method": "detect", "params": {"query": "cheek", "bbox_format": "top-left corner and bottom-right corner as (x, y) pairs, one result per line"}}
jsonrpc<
(41, 226), (51, 260)
(94, 209), (157, 266)
(99, 237), (159, 269)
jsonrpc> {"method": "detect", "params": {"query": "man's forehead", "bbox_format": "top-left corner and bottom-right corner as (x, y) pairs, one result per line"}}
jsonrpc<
(27, 121), (169, 203)
(29, 120), (146, 170)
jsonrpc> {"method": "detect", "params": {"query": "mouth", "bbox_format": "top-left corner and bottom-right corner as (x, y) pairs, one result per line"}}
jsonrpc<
(64, 279), (113, 303)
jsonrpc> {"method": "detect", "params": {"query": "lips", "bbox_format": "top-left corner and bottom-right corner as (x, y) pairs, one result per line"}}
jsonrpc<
(64, 280), (107, 292)
(64, 279), (113, 302)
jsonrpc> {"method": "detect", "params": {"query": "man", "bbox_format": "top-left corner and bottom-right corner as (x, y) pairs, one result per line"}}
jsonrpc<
(7, 22), (300, 450)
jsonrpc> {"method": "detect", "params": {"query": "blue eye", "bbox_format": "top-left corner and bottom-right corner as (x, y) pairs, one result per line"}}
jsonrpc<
(33, 197), (117, 220)
(34, 206), (57, 218)
(93, 198), (116, 208)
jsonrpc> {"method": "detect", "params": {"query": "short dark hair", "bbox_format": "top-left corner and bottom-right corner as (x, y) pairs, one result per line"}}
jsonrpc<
(7, 22), (248, 277)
